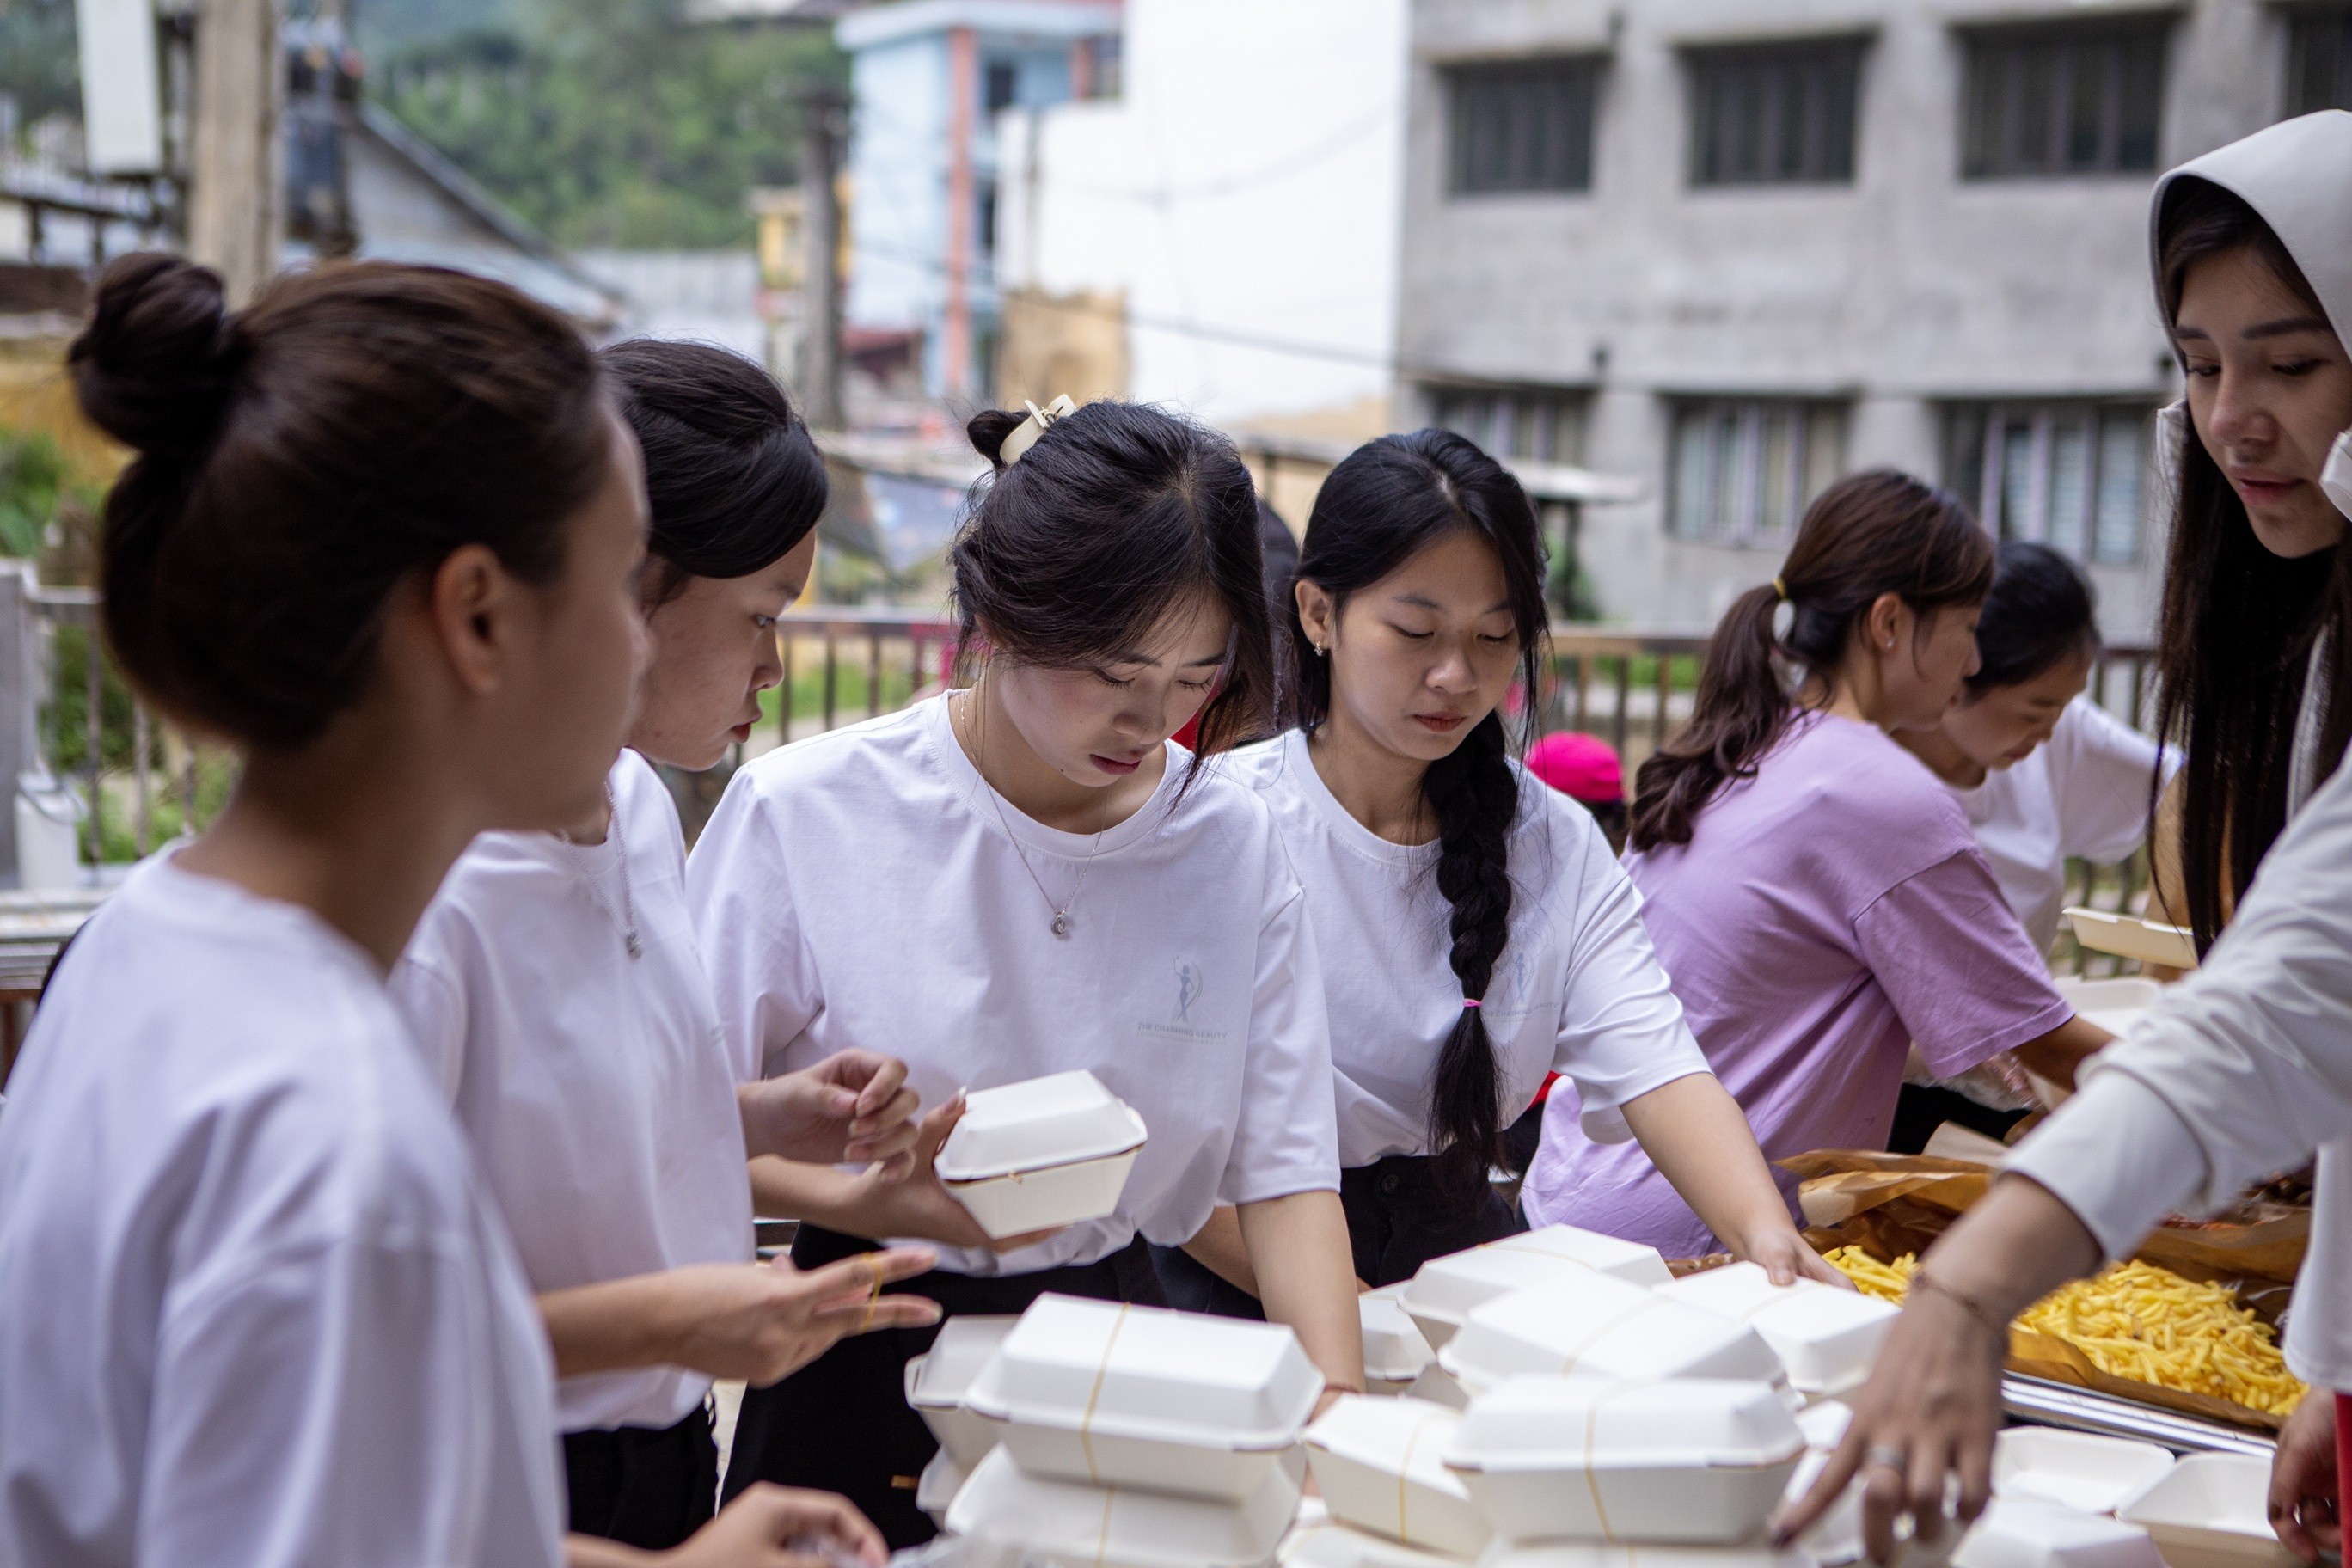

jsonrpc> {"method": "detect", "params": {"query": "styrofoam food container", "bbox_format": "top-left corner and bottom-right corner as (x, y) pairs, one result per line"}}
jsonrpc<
(1305, 1396), (1491, 1559)
(1955, 1497), (2167, 1568)
(1406, 1363), (1467, 1411)
(903, 1314), (1020, 1467)
(1784, 1447), (1864, 1566)
(1439, 1275), (1787, 1396)
(1489, 1225), (1674, 1288)
(1993, 1429), (2174, 1516)
(936, 1070), (1148, 1239)
(1657, 1263), (1902, 1397)
(2063, 909), (2198, 970)
(2117, 1455), (2297, 1568)
(1402, 1246), (1608, 1351)
(1795, 1400), (1853, 1453)
(1471, 1543), (1816, 1568)
(1282, 1522), (1467, 1568)
(2053, 977), (2164, 1039)
(962, 1293), (1323, 1500)
(1444, 1375), (1803, 1545)
(916, 1449), (966, 1528)
(946, 1444), (1303, 1568)
(1362, 1289), (1437, 1393)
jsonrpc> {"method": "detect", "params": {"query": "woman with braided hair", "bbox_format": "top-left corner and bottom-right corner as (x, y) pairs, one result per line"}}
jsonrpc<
(1527, 470), (2114, 1262)
(1161, 428), (1834, 1304)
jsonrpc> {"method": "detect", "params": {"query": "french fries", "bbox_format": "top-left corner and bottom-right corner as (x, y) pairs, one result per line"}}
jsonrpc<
(1820, 1246), (2306, 1416)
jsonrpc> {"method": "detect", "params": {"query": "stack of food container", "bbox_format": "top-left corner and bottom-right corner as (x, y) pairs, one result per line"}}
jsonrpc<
(942, 1292), (1326, 1568)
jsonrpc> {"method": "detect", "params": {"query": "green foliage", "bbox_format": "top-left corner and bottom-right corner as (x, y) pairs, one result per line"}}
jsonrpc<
(375, 0), (847, 249)
(0, 428), (76, 559)
(46, 623), (140, 774)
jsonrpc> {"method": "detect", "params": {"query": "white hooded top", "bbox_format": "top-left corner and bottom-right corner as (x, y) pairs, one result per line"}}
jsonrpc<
(2008, 111), (2352, 1390)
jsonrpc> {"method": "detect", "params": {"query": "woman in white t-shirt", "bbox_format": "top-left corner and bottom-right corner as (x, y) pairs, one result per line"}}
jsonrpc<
(0, 257), (879, 1567)
(689, 398), (1363, 1547)
(1161, 430), (1844, 1302)
(1896, 542), (2177, 955)
(390, 341), (940, 1553)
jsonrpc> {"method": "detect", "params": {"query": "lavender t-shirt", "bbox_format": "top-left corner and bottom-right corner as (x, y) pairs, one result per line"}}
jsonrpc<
(1522, 711), (2073, 1259)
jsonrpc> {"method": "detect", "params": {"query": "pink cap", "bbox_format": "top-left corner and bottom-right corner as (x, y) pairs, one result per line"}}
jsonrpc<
(1527, 732), (1624, 805)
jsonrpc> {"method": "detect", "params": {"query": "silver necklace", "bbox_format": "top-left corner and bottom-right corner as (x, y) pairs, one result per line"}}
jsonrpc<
(959, 689), (1110, 939)
(556, 778), (642, 959)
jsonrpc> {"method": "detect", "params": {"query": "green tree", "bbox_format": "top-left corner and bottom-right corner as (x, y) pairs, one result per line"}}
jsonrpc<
(376, 0), (846, 249)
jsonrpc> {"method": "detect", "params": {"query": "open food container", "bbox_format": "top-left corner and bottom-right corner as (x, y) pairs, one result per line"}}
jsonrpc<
(1656, 1262), (1901, 1398)
(946, 1444), (1303, 1568)
(1281, 1522), (1467, 1568)
(2116, 1455), (2298, 1568)
(1491, 1225), (1673, 1288)
(1362, 1288), (1438, 1394)
(1470, 1543), (1816, 1568)
(1955, 1497), (2167, 1568)
(1402, 1247), (1608, 1351)
(2063, 909), (2198, 971)
(2052, 977), (2165, 1039)
(1992, 1429), (2173, 1516)
(961, 1293), (1324, 1501)
(936, 1070), (1148, 1240)
(1442, 1375), (1804, 1545)
(1438, 1274), (1787, 1396)
(1304, 1396), (1490, 1559)
(905, 1314), (1020, 1467)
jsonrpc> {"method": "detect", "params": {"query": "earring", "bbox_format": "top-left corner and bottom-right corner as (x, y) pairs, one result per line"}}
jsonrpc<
(1310, 643), (1326, 658)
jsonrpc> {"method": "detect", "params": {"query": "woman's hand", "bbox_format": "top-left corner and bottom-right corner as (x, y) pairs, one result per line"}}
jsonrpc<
(1745, 1224), (1853, 1289)
(663, 1483), (889, 1568)
(540, 1247), (941, 1387)
(2270, 1390), (2341, 1563)
(738, 1050), (922, 1174)
(794, 1099), (1066, 1254)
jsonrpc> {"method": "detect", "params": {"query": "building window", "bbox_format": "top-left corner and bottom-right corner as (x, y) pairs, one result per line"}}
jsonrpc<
(1667, 399), (1847, 546)
(983, 59), (1020, 115)
(1428, 385), (1589, 466)
(1943, 402), (2151, 565)
(1961, 19), (2168, 179)
(2287, 7), (2352, 115)
(1447, 58), (1603, 195)
(1687, 38), (1864, 187)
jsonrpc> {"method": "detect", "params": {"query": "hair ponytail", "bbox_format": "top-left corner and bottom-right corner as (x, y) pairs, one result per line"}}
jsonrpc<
(1630, 470), (1993, 853)
(1287, 429), (1548, 1192)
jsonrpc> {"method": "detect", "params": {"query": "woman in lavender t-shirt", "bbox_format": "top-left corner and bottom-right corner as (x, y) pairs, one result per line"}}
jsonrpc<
(1524, 472), (2116, 1259)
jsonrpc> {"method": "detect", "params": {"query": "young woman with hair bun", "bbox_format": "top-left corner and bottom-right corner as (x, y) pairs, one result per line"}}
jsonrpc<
(0, 257), (876, 1567)
(687, 398), (1361, 1547)
(1526, 471), (2113, 1260)
(388, 338), (942, 1553)
(1159, 429), (1837, 1305)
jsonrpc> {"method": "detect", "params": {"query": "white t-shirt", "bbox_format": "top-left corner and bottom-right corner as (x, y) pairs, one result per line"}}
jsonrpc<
(1225, 730), (1712, 1167)
(686, 695), (1341, 1278)
(2004, 750), (2352, 1387)
(1946, 699), (2178, 952)
(393, 750), (755, 1433)
(0, 855), (562, 1568)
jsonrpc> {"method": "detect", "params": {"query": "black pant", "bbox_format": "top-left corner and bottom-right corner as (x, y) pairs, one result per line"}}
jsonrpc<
(720, 1224), (1168, 1550)
(564, 1401), (719, 1551)
(1150, 1155), (1528, 1319)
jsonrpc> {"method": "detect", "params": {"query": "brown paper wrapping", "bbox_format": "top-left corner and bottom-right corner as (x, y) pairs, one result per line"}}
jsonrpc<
(1783, 1149), (2308, 1432)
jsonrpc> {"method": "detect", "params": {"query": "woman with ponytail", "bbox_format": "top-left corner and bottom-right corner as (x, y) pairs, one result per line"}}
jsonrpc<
(1527, 471), (2113, 1261)
(1162, 429), (1836, 1302)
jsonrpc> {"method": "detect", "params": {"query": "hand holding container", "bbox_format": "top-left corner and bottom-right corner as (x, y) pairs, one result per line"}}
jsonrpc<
(936, 1070), (1148, 1239)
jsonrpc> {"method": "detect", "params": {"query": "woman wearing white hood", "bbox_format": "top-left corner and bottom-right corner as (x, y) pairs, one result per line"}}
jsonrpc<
(1777, 110), (2352, 1565)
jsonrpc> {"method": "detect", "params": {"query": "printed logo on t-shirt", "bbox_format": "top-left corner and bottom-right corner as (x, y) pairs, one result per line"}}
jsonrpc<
(1137, 958), (1228, 1044)
(1479, 945), (1540, 1024)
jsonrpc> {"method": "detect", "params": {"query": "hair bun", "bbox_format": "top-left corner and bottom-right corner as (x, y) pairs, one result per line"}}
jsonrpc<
(70, 254), (237, 455)
(966, 407), (1025, 471)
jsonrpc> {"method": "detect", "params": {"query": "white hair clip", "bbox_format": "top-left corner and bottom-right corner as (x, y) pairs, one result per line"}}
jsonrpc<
(999, 395), (1077, 466)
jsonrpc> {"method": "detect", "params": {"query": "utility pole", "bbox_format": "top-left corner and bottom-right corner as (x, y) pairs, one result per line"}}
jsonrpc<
(799, 85), (846, 431)
(187, 0), (282, 305)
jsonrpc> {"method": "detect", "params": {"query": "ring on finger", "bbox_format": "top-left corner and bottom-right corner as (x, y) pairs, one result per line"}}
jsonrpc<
(1865, 1444), (1908, 1475)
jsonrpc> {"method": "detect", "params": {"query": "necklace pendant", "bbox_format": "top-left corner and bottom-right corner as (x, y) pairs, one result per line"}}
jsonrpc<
(625, 930), (644, 959)
(1050, 911), (1070, 938)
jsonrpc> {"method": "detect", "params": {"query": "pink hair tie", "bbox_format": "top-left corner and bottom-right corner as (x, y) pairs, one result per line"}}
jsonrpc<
(1462, 999), (1481, 1009)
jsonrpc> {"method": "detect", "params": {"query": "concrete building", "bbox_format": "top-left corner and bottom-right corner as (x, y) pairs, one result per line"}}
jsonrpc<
(992, 0), (1411, 440)
(1398, 0), (2350, 636)
(836, 0), (1123, 401)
